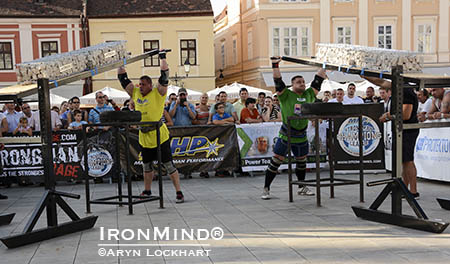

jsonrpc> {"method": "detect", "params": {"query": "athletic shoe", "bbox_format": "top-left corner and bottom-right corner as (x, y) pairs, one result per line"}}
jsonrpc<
(176, 191), (184, 203)
(0, 193), (7, 200)
(412, 192), (420, 200)
(298, 186), (315, 196)
(140, 190), (152, 197)
(261, 187), (271, 200)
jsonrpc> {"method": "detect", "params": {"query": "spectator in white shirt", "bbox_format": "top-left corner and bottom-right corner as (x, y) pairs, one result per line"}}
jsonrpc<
(328, 88), (345, 103)
(4, 103), (22, 133)
(416, 89), (433, 115)
(378, 86), (392, 112)
(343, 83), (364, 104)
(30, 109), (62, 131)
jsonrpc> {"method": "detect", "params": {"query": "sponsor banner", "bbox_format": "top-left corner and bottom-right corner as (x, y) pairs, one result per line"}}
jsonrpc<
(334, 104), (385, 170)
(128, 125), (239, 174)
(237, 122), (327, 172)
(0, 130), (118, 183)
(0, 131), (83, 181)
(414, 125), (450, 182)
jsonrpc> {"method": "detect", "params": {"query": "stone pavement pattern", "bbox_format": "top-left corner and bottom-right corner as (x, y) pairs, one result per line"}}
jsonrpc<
(1, 173), (450, 264)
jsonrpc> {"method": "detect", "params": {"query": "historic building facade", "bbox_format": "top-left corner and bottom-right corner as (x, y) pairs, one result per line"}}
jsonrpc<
(214, 0), (450, 89)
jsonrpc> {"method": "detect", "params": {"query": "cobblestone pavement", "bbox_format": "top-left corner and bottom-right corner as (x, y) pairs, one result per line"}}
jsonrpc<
(1, 172), (450, 264)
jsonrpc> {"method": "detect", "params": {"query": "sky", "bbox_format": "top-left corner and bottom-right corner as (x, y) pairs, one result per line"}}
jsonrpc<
(210, 0), (227, 16)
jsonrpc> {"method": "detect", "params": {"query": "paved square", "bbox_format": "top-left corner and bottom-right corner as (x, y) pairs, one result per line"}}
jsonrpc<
(1, 172), (450, 264)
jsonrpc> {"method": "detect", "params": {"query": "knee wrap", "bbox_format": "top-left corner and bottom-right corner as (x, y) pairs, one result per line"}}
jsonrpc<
(295, 157), (307, 172)
(158, 69), (169, 86)
(118, 72), (131, 89)
(143, 162), (152, 173)
(268, 156), (283, 173)
(163, 161), (177, 175)
(310, 75), (324, 91)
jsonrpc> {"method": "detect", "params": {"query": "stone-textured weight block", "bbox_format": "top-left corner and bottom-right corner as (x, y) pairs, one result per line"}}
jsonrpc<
(16, 41), (128, 83)
(315, 43), (423, 73)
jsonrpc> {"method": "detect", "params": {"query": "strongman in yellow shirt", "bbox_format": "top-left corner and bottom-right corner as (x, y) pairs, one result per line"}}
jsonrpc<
(118, 51), (184, 203)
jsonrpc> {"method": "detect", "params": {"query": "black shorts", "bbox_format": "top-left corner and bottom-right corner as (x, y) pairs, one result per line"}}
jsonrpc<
(402, 130), (419, 163)
(141, 140), (173, 164)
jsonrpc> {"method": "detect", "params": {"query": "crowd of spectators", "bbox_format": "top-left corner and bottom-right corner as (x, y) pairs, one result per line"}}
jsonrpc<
(1, 85), (447, 135)
(320, 83), (449, 120)
(0, 92), (124, 135)
(156, 87), (283, 129)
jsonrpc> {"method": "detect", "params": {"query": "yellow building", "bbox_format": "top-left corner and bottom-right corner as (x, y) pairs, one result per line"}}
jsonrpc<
(215, 0), (450, 90)
(87, 0), (215, 93)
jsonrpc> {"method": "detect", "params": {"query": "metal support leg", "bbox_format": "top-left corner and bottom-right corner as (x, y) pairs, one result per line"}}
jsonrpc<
(328, 118), (335, 198)
(358, 115), (364, 203)
(125, 126), (133, 215)
(157, 122), (164, 209)
(315, 118), (321, 207)
(287, 119), (293, 202)
(83, 128), (91, 214)
(115, 128), (123, 207)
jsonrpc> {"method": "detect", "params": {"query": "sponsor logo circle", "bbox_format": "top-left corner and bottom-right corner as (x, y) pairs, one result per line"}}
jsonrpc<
(336, 116), (382, 157)
(81, 148), (113, 177)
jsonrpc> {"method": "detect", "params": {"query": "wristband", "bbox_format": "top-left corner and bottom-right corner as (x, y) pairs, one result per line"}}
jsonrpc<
(425, 114), (429, 119)
(159, 51), (166, 60)
(272, 63), (279, 68)
(441, 113), (445, 119)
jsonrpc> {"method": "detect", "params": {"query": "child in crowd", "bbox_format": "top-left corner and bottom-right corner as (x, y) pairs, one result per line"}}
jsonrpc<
(68, 110), (88, 130)
(13, 117), (32, 136)
(212, 102), (234, 125)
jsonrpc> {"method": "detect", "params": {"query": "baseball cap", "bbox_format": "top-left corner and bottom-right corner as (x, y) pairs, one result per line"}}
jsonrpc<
(178, 88), (187, 95)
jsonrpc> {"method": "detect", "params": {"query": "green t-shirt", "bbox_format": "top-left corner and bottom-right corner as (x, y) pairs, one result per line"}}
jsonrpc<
(278, 88), (316, 143)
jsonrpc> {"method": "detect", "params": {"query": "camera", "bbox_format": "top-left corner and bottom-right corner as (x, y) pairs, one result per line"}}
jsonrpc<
(180, 98), (186, 106)
(107, 99), (112, 103)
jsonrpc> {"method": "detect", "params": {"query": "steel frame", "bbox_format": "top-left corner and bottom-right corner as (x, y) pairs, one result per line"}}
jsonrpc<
(82, 121), (164, 215)
(0, 49), (166, 248)
(281, 56), (450, 233)
(287, 113), (364, 207)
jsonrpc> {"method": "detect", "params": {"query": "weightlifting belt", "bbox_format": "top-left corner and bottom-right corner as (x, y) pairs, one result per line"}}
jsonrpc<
(140, 126), (156, 133)
(279, 123), (307, 138)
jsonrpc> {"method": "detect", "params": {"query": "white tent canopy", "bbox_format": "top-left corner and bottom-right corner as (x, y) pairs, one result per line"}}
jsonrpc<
(166, 85), (202, 101)
(207, 82), (273, 100)
(22, 93), (69, 110)
(80, 86), (130, 105)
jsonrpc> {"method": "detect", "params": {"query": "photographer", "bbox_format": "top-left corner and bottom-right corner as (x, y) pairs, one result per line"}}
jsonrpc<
(104, 94), (121, 111)
(169, 88), (196, 126)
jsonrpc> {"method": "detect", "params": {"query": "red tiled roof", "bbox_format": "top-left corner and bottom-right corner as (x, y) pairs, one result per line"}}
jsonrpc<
(0, 0), (83, 18)
(87, 0), (213, 18)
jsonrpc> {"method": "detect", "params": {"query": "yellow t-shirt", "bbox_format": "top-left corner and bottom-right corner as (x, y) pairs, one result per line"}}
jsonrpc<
(132, 87), (170, 148)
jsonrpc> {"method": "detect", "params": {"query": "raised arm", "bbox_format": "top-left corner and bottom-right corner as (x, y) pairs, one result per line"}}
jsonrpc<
(310, 68), (326, 96)
(361, 75), (392, 90)
(271, 57), (287, 97)
(117, 67), (134, 97)
(157, 50), (169, 97)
